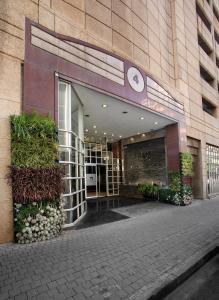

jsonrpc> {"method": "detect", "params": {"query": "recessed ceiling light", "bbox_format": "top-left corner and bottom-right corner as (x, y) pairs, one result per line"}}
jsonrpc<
(122, 111), (128, 114)
(139, 116), (144, 120)
(119, 135), (122, 138)
(85, 129), (89, 132)
(154, 121), (158, 125)
(112, 133), (114, 137)
(94, 130), (97, 134)
(137, 132), (140, 135)
(102, 104), (108, 108)
(130, 137), (134, 141)
(104, 132), (107, 135)
(93, 125), (96, 129)
(142, 133), (145, 137)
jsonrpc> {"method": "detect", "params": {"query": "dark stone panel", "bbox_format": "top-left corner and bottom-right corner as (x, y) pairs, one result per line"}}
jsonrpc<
(165, 123), (180, 172)
(123, 138), (167, 185)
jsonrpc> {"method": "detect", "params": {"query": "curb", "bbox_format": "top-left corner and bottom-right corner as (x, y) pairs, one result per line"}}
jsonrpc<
(148, 246), (219, 300)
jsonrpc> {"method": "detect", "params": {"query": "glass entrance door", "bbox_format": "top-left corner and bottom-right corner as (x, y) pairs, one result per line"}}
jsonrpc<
(97, 165), (107, 197)
(85, 164), (97, 198)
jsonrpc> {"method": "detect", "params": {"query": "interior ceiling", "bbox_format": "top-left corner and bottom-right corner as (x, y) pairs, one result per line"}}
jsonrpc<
(73, 84), (175, 142)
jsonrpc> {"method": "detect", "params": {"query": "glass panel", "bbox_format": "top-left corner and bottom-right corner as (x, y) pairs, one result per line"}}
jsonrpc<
(63, 164), (70, 177)
(59, 148), (70, 162)
(58, 81), (85, 227)
(71, 164), (76, 178)
(58, 82), (69, 130)
(63, 195), (73, 209)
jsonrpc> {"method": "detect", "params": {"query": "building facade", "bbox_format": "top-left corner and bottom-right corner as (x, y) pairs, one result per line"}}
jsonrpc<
(1, 0), (219, 243)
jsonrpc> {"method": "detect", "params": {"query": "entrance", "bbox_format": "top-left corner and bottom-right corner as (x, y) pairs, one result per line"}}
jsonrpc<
(85, 142), (121, 199)
(85, 164), (107, 198)
(58, 81), (177, 227)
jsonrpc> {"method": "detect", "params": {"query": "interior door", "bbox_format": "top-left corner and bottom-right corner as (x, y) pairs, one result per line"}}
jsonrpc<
(85, 164), (97, 198)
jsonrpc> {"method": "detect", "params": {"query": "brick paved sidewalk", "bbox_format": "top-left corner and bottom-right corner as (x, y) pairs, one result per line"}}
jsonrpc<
(0, 198), (219, 300)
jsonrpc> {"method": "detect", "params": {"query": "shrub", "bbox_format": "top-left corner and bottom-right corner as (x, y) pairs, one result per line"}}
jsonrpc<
(159, 185), (193, 206)
(168, 171), (181, 193)
(8, 166), (64, 203)
(159, 188), (175, 204)
(14, 200), (64, 244)
(181, 185), (193, 205)
(138, 183), (159, 200)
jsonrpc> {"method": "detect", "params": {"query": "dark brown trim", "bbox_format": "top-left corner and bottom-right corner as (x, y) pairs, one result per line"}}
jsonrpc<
(26, 18), (183, 107)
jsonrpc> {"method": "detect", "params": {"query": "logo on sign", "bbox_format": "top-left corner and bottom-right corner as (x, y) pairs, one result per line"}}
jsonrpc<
(127, 67), (144, 93)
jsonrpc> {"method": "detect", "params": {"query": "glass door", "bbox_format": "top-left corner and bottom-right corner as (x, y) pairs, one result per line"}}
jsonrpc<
(97, 165), (107, 197)
(85, 164), (97, 198)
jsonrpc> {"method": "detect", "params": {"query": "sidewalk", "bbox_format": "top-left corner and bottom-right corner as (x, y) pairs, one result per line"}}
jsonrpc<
(0, 198), (219, 300)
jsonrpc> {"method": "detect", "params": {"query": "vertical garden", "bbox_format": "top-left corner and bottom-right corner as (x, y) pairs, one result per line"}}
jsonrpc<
(8, 113), (64, 243)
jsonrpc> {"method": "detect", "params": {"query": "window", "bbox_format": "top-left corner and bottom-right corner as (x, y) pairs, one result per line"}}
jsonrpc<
(202, 97), (216, 116)
(200, 65), (215, 87)
(196, 3), (211, 32)
(214, 30), (219, 44)
(213, 6), (219, 23)
(198, 34), (213, 55)
(207, 144), (219, 194)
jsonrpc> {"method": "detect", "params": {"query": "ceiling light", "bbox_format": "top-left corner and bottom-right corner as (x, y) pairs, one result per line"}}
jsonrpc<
(93, 125), (96, 129)
(142, 133), (145, 137)
(104, 132), (107, 135)
(139, 116), (144, 120)
(102, 104), (108, 108)
(119, 135), (122, 138)
(154, 121), (158, 125)
(112, 133), (114, 137)
(130, 137), (134, 141)
(85, 129), (89, 132)
(94, 130), (97, 134)
(137, 132), (140, 135)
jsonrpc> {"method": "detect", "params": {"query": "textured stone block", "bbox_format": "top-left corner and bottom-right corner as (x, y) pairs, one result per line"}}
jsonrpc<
(86, 15), (112, 46)
(53, 0), (85, 29)
(112, 13), (132, 41)
(113, 31), (132, 58)
(86, 0), (111, 26)
(112, 0), (132, 25)
(39, 5), (55, 30)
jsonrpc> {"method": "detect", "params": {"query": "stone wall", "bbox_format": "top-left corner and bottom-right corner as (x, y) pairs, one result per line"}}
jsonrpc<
(123, 138), (167, 185)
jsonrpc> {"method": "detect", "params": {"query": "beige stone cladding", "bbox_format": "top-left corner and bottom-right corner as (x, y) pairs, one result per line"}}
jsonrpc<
(1, 0), (219, 242)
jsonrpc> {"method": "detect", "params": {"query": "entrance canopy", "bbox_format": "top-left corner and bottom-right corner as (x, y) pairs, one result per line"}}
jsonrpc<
(73, 84), (176, 142)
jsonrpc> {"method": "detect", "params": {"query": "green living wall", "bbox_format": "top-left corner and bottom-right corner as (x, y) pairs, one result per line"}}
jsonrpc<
(8, 113), (64, 243)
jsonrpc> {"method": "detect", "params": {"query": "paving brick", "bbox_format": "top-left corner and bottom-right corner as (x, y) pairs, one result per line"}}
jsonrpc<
(0, 199), (218, 299)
